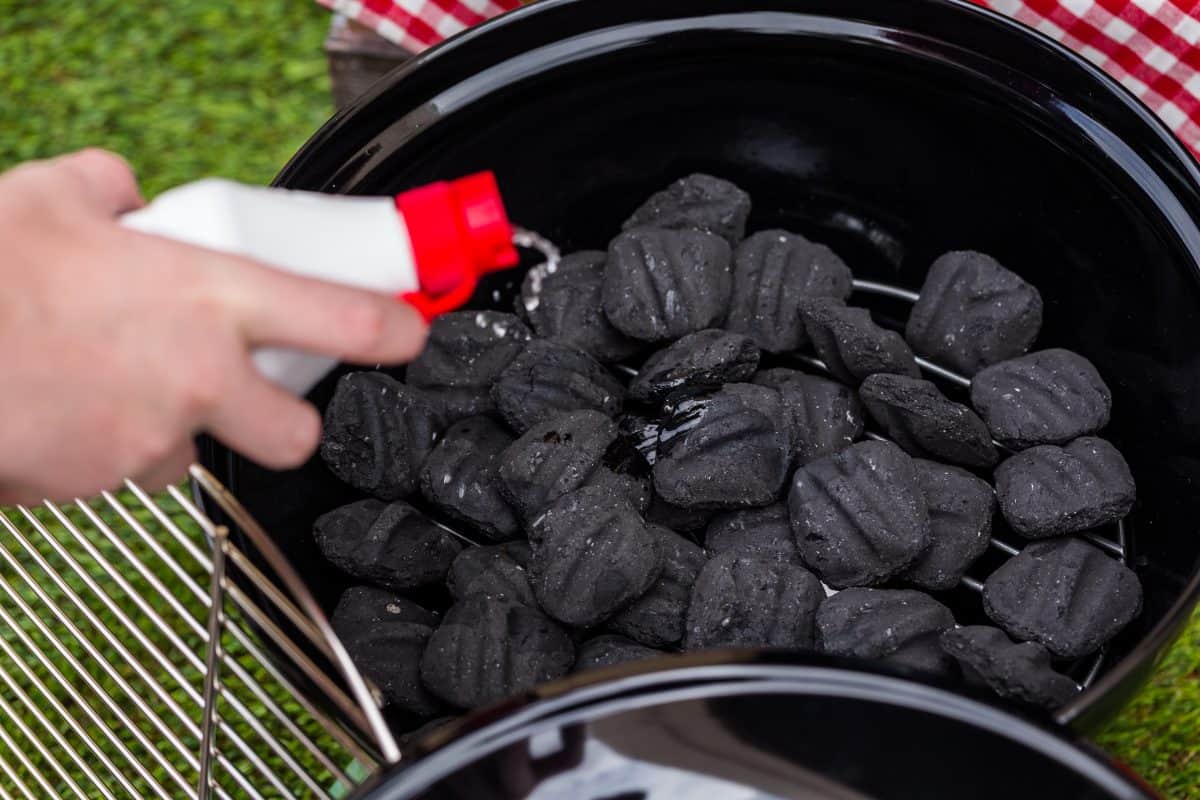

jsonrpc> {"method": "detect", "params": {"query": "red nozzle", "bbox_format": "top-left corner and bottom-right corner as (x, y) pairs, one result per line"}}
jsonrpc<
(395, 171), (519, 320)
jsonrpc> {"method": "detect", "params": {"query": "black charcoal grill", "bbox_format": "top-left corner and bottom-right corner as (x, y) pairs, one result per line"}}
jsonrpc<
(196, 0), (1200, 793)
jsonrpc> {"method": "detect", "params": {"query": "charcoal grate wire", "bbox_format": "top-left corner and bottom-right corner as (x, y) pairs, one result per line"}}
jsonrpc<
(0, 466), (399, 799)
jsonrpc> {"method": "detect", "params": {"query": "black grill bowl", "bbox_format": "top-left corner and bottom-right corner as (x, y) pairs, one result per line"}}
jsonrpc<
(198, 0), (1200, 735)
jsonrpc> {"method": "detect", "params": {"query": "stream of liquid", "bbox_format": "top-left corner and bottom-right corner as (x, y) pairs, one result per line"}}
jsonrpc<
(512, 226), (563, 313)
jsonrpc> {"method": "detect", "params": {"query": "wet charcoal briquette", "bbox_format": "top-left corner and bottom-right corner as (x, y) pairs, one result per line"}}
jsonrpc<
(618, 413), (661, 466)
(906, 251), (1043, 376)
(575, 635), (665, 672)
(518, 251), (641, 362)
(983, 537), (1142, 659)
(332, 587), (443, 717)
(798, 298), (920, 385)
(628, 329), (760, 404)
(603, 228), (733, 342)
(622, 173), (751, 245)
(684, 551), (824, 650)
(970, 348), (1112, 450)
(941, 626), (1080, 710)
(654, 384), (793, 509)
(725, 229), (854, 353)
(313, 499), (463, 592)
(995, 436), (1135, 538)
(758, 370), (864, 465)
(491, 339), (625, 434)
(420, 596), (574, 709)
(817, 588), (956, 675)
(529, 486), (663, 628)
(406, 310), (531, 421)
(607, 525), (707, 648)
(320, 372), (443, 500)
(900, 460), (995, 591)
(789, 440), (930, 588)
(446, 541), (536, 606)
(497, 410), (648, 522)
(419, 416), (519, 541)
(704, 503), (798, 563)
(859, 373), (998, 469)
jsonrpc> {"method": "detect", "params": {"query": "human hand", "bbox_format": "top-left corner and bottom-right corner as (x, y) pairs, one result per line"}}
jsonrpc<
(0, 149), (428, 504)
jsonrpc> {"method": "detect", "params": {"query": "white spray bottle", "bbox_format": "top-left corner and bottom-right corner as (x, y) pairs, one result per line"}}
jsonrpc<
(120, 171), (520, 395)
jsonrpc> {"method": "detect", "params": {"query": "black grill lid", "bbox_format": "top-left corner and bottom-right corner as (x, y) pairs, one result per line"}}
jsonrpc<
(354, 656), (1156, 800)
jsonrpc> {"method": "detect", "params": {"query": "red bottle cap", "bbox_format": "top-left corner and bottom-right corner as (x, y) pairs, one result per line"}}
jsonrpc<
(395, 171), (519, 321)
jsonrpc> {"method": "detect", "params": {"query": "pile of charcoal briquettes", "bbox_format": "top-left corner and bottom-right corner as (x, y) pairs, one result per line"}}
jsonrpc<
(315, 174), (1141, 737)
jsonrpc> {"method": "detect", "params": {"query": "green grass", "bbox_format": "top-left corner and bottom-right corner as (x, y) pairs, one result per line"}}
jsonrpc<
(0, 1), (331, 197)
(1, 1), (1199, 797)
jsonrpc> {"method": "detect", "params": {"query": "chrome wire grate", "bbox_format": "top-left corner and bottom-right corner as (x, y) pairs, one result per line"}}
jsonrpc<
(0, 466), (397, 799)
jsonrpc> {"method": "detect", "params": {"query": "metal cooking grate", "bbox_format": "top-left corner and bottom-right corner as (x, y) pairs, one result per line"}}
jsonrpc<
(0, 466), (398, 800)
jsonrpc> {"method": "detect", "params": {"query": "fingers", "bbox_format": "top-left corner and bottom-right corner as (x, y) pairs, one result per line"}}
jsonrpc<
(202, 253), (429, 366)
(131, 441), (197, 494)
(204, 360), (323, 470)
(55, 148), (144, 215)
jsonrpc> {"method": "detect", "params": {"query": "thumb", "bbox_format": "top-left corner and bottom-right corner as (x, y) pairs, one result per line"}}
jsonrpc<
(54, 148), (144, 215)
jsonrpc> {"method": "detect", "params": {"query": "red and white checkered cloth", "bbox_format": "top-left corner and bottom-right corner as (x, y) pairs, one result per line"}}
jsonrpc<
(318, 0), (521, 54)
(321, 0), (1200, 157)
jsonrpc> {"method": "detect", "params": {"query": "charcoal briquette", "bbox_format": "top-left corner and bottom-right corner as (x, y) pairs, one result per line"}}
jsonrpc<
(900, 460), (995, 591)
(587, 433), (653, 514)
(607, 525), (707, 648)
(491, 339), (625, 434)
(789, 440), (930, 588)
(498, 410), (647, 521)
(603, 228), (733, 342)
(995, 436), (1135, 538)
(575, 635), (665, 672)
(906, 251), (1043, 376)
(654, 384), (792, 509)
(622, 173), (751, 245)
(817, 588), (956, 675)
(970, 348), (1112, 449)
(684, 550), (824, 650)
(798, 298), (920, 385)
(421, 596), (574, 709)
(419, 416), (518, 541)
(859, 373), (998, 469)
(313, 499), (464, 592)
(982, 537), (1142, 658)
(320, 371), (443, 500)
(529, 486), (663, 628)
(629, 329), (760, 403)
(941, 626), (1080, 710)
(725, 229), (854, 353)
(518, 250), (641, 362)
(704, 503), (798, 563)
(332, 586), (442, 716)
(406, 310), (531, 421)
(758, 370), (864, 465)
(446, 541), (536, 606)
